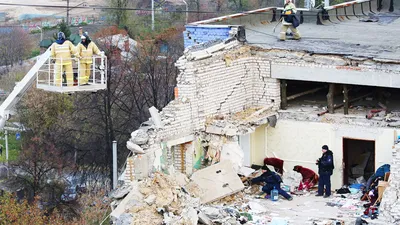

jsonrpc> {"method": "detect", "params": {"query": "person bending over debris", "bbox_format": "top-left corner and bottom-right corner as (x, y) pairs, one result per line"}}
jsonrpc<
(250, 166), (293, 201)
(279, 0), (301, 41)
(316, 145), (334, 198)
(293, 165), (319, 191)
(264, 157), (284, 175)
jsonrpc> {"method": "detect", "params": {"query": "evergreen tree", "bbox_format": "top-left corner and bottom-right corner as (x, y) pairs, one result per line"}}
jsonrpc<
(53, 20), (71, 40)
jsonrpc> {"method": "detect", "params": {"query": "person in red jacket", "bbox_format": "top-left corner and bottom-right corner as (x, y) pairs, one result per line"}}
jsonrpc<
(264, 157), (284, 175)
(293, 165), (319, 191)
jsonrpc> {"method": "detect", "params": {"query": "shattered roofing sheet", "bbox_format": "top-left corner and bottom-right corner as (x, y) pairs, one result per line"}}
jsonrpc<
(246, 12), (400, 60)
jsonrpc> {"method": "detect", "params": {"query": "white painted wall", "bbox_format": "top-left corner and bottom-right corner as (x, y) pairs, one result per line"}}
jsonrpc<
(266, 120), (395, 189)
(239, 134), (251, 167)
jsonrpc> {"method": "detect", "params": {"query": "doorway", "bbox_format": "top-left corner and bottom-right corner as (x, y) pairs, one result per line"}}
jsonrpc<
(343, 138), (375, 185)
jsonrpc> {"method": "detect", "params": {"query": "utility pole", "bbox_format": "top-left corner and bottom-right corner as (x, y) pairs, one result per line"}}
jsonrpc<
(112, 141), (117, 189)
(36, 26), (42, 42)
(4, 130), (8, 163)
(67, 0), (70, 25)
(151, 0), (154, 30)
(182, 0), (188, 24)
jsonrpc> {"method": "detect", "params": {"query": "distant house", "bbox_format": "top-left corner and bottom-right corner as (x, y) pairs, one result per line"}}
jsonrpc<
(98, 34), (137, 61)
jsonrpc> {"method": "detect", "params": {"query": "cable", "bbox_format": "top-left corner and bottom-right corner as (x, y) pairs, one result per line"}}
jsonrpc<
(0, 2), (398, 17)
(246, 27), (341, 41)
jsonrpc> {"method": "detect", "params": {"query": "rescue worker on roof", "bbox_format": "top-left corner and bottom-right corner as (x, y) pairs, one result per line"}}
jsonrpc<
(50, 32), (77, 86)
(76, 33), (102, 85)
(279, 0), (301, 41)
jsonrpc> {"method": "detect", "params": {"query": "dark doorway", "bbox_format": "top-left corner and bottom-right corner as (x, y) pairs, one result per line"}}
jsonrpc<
(343, 138), (375, 185)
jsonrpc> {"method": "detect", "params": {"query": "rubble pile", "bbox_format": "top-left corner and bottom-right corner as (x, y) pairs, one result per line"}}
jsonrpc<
(380, 144), (400, 223)
(205, 107), (278, 136)
(111, 172), (201, 225)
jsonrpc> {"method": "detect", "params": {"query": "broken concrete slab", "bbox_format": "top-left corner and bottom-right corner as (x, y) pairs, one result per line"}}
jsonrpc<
(127, 141), (145, 154)
(110, 181), (144, 221)
(198, 211), (213, 225)
(110, 185), (133, 199)
(191, 160), (245, 204)
(220, 142), (244, 173)
(130, 129), (149, 145)
(149, 106), (163, 129)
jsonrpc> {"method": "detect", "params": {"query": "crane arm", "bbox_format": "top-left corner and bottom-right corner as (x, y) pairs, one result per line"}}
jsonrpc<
(0, 48), (51, 130)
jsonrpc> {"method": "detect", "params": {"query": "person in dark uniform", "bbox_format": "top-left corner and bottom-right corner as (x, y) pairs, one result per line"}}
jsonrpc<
(251, 166), (293, 200)
(316, 145), (334, 198)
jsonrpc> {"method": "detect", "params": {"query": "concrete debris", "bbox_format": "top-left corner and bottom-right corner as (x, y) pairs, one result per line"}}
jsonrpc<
(248, 201), (267, 213)
(127, 141), (145, 154)
(111, 172), (204, 224)
(198, 211), (213, 225)
(133, 154), (150, 179)
(130, 129), (149, 145)
(115, 213), (133, 225)
(239, 166), (256, 177)
(282, 171), (302, 189)
(268, 115), (277, 128)
(191, 160), (245, 204)
(220, 142), (244, 173)
(144, 194), (156, 205)
(205, 107), (277, 136)
(110, 185), (133, 199)
(149, 106), (163, 129)
(110, 181), (144, 221)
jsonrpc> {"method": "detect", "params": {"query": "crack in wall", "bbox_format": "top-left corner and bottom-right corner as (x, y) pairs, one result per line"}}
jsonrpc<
(216, 62), (249, 113)
(255, 61), (268, 104)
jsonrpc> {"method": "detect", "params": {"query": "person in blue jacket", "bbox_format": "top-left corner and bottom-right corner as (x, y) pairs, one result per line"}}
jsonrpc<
(316, 145), (334, 198)
(366, 164), (390, 190)
(251, 166), (293, 200)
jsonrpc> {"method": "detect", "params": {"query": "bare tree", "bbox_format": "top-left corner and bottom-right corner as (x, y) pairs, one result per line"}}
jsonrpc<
(0, 28), (33, 71)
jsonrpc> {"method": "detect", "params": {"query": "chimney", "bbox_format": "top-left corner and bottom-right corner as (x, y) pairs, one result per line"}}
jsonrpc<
(124, 37), (130, 52)
(79, 27), (83, 36)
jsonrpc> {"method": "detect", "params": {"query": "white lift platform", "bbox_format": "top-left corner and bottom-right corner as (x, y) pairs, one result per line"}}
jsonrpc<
(36, 54), (107, 93)
(0, 48), (108, 130)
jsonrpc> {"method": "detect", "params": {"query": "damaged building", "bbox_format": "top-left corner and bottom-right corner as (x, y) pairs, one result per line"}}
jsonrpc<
(113, 0), (400, 224)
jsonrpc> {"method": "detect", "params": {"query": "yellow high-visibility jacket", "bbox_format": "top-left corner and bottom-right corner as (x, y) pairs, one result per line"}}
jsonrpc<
(77, 42), (101, 64)
(282, 2), (297, 25)
(50, 40), (77, 65)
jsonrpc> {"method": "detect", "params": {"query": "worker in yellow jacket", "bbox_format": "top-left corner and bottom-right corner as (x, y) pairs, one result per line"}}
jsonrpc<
(50, 32), (77, 86)
(279, 0), (301, 41)
(76, 33), (102, 85)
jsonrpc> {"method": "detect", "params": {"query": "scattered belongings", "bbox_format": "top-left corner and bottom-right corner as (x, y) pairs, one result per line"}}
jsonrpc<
(109, 159), (391, 225)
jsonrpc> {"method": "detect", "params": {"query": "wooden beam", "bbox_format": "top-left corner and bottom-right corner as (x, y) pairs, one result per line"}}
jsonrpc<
(343, 85), (349, 115)
(327, 83), (335, 114)
(281, 80), (287, 110)
(287, 87), (325, 101)
(318, 92), (373, 116)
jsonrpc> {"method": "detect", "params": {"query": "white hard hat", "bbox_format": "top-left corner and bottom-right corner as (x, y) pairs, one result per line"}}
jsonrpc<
(81, 35), (86, 39)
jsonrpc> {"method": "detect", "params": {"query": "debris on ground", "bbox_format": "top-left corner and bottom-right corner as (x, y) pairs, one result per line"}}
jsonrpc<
(110, 161), (390, 225)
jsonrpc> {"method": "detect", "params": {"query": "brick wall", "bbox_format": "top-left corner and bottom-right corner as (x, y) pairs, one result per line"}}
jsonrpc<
(183, 25), (231, 48)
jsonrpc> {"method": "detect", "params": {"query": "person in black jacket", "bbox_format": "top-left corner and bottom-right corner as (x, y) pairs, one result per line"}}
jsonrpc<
(316, 145), (334, 198)
(251, 166), (293, 200)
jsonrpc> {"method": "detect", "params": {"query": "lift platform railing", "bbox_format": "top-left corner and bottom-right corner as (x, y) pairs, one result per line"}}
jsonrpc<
(36, 55), (107, 93)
